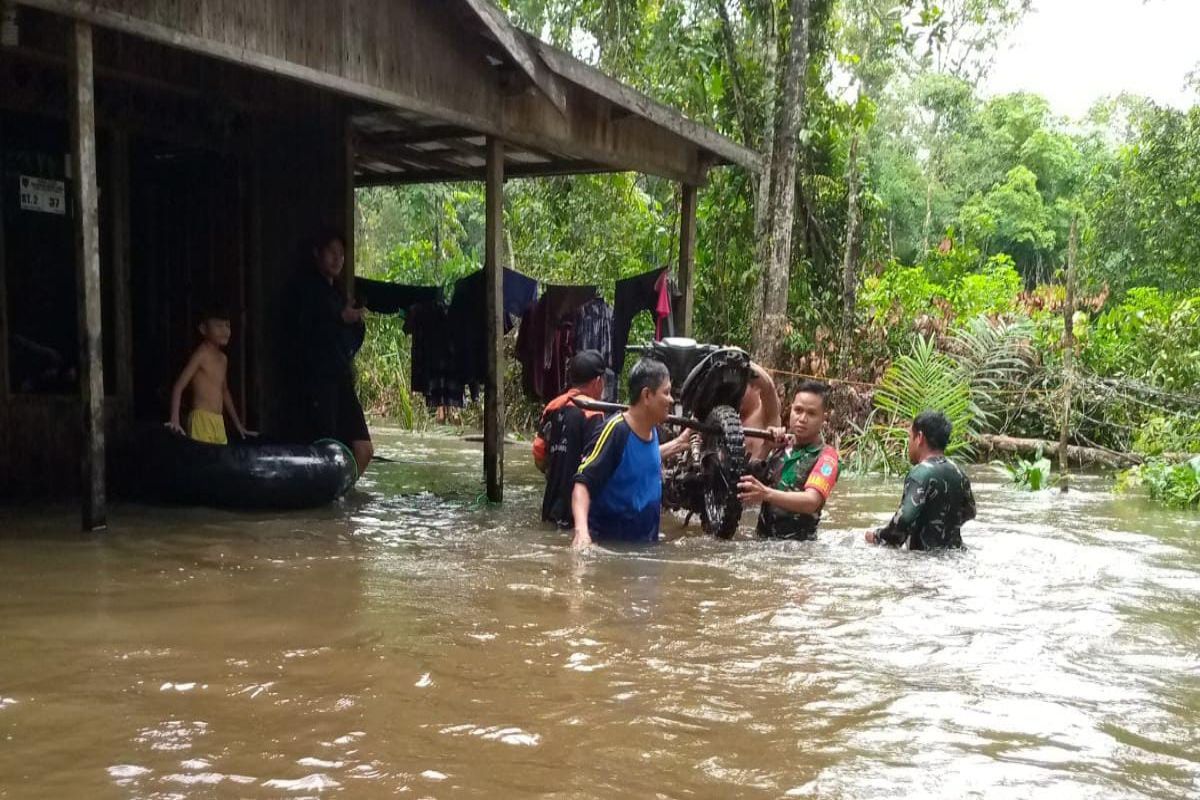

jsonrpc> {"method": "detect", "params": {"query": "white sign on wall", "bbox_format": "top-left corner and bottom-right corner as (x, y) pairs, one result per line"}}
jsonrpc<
(18, 175), (66, 215)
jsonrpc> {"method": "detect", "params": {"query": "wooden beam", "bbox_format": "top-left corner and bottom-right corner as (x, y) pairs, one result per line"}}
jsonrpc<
(356, 140), (476, 180)
(532, 37), (762, 173)
(354, 159), (612, 187)
(423, 136), (488, 161)
(460, 0), (568, 117)
(676, 182), (698, 338)
(483, 136), (504, 502)
(108, 130), (133, 422)
(68, 19), (106, 531)
(360, 124), (475, 145)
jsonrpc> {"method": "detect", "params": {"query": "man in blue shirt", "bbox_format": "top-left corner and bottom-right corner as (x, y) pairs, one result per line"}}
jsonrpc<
(571, 359), (688, 548)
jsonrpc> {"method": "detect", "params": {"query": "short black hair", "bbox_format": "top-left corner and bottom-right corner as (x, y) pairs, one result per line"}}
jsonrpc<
(198, 304), (230, 324)
(311, 226), (346, 253)
(793, 379), (831, 409)
(912, 410), (953, 450)
(628, 358), (670, 406)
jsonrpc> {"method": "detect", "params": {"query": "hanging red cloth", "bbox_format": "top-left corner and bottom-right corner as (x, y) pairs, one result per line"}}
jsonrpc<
(653, 270), (672, 340)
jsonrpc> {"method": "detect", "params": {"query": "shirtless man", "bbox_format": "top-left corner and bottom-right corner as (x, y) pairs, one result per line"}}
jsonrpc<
(741, 362), (781, 460)
(166, 308), (254, 445)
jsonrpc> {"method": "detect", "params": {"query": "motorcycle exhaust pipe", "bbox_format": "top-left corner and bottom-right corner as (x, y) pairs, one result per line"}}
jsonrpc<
(571, 397), (776, 440)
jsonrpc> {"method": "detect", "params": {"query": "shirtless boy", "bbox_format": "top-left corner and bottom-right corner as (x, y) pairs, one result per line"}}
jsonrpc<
(166, 308), (254, 445)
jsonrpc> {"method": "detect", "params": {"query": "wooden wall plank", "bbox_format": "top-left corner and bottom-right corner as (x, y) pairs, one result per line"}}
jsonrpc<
(15, 0), (716, 183)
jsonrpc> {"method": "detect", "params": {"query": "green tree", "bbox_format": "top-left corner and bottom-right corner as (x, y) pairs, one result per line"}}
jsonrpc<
(1083, 103), (1200, 294)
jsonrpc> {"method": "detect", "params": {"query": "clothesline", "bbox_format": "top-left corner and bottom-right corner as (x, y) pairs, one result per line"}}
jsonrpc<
(360, 266), (677, 409)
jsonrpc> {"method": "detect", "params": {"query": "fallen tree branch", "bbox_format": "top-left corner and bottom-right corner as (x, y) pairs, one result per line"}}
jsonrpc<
(974, 438), (1132, 470)
(974, 434), (1147, 469)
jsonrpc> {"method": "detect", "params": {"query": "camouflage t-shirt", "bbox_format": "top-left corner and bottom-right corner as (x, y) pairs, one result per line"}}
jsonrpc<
(876, 455), (976, 550)
(756, 441), (839, 540)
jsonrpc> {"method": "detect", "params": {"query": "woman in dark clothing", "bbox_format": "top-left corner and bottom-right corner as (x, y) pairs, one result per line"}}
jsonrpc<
(289, 228), (373, 477)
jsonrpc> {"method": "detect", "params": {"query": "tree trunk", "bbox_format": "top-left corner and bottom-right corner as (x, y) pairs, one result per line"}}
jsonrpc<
(921, 178), (933, 254)
(750, 5), (779, 337)
(837, 130), (861, 377)
(1058, 216), (1077, 492)
(976, 434), (1139, 470)
(752, 0), (809, 367)
(712, 0), (754, 152)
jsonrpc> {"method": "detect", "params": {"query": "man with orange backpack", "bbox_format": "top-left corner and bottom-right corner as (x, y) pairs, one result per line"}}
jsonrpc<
(533, 351), (608, 528)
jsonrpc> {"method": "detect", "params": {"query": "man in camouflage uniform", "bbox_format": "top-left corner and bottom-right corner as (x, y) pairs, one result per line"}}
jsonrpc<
(866, 410), (976, 550)
(737, 380), (839, 541)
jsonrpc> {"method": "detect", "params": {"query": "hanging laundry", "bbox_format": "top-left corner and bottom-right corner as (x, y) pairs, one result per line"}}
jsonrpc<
(612, 267), (670, 377)
(354, 277), (440, 315)
(573, 296), (616, 401)
(503, 269), (540, 329)
(405, 300), (463, 409)
(541, 284), (596, 356)
(406, 268), (539, 409)
(516, 284), (598, 401)
(653, 270), (673, 340)
(450, 268), (540, 401)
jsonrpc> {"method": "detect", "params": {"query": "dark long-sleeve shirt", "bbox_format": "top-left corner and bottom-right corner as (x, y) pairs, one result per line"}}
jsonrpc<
(289, 269), (364, 382)
(876, 456), (976, 550)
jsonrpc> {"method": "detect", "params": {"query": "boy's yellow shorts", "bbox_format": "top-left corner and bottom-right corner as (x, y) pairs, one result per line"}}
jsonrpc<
(187, 409), (228, 445)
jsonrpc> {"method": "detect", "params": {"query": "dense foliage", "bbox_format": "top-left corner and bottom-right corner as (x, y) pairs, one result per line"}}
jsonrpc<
(1000, 452), (1053, 492)
(352, 0), (1199, 505)
(1119, 457), (1200, 509)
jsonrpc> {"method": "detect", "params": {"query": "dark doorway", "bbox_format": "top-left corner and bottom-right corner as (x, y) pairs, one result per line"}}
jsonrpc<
(129, 141), (250, 423)
(1, 110), (115, 395)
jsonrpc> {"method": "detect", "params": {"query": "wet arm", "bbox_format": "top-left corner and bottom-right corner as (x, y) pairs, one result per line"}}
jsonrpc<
(659, 430), (691, 461)
(168, 351), (203, 427)
(750, 362), (781, 427)
(571, 483), (593, 549)
(571, 417), (625, 548)
(876, 475), (925, 546)
(222, 384), (248, 436)
(761, 485), (826, 515)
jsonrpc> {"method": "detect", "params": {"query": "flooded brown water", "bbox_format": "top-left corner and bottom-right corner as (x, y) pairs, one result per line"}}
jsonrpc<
(1, 427), (1198, 799)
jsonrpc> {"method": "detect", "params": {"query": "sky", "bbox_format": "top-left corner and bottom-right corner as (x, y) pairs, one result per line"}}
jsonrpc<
(983, 0), (1200, 118)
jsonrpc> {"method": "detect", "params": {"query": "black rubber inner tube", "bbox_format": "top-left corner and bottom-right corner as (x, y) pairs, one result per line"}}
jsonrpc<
(120, 426), (358, 510)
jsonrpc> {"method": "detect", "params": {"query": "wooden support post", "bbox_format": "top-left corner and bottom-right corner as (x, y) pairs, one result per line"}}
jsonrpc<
(0, 138), (8, 402)
(484, 137), (505, 502)
(0, 147), (6, 485)
(1059, 216), (1077, 494)
(69, 19), (106, 530)
(246, 125), (265, 429)
(235, 160), (248, 421)
(342, 111), (356, 299)
(109, 131), (133, 422)
(675, 182), (698, 337)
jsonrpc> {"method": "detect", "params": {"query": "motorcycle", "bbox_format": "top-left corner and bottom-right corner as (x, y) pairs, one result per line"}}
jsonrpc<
(579, 337), (758, 538)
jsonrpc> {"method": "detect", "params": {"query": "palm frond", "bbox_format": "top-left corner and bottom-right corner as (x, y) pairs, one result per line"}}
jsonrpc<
(873, 335), (978, 467)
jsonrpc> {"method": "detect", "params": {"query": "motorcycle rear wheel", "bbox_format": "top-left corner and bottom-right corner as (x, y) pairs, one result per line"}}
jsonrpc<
(699, 404), (746, 539)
